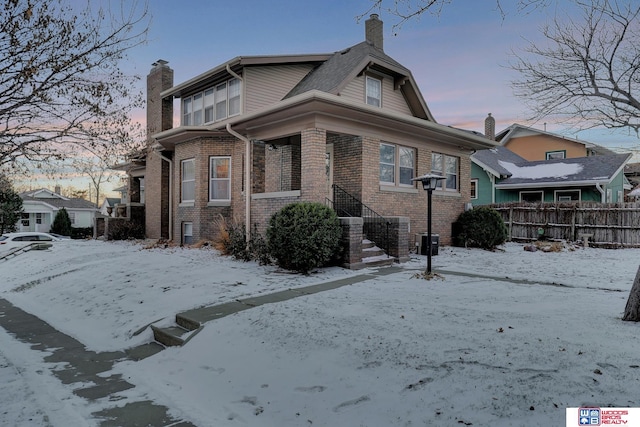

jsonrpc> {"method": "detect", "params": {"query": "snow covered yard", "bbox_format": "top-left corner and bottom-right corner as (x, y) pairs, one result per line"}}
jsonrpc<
(1, 239), (639, 426)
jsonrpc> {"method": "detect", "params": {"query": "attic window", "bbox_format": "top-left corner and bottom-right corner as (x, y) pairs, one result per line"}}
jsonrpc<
(366, 76), (381, 107)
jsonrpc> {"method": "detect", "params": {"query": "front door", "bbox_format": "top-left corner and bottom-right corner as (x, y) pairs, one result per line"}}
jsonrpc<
(325, 144), (334, 201)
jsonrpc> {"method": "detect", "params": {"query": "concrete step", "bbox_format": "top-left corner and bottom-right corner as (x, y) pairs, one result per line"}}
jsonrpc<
(151, 324), (201, 347)
(362, 254), (395, 268)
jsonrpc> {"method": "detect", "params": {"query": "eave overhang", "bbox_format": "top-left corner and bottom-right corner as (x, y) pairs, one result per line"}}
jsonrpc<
(153, 90), (498, 152)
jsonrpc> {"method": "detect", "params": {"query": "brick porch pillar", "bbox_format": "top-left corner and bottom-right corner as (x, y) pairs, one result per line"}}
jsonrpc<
(300, 128), (327, 203)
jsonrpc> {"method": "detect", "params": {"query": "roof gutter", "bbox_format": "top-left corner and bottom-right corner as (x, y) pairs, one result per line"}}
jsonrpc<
(225, 123), (251, 243)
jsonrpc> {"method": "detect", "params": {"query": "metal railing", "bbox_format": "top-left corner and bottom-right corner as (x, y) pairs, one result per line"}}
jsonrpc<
(329, 184), (391, 255)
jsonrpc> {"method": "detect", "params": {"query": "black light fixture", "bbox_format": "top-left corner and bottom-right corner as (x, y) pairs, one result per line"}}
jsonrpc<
(412, 173), (445, 275)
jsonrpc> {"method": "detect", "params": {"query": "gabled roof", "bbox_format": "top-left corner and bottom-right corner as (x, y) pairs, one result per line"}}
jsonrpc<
(284, 41), (433, 120)
(496, 124), (616, 156)
(21, 188), (68, 200)
(471, 147), (528, 178)
(495, 153), (632, 189)
(21, 193), (96, 210)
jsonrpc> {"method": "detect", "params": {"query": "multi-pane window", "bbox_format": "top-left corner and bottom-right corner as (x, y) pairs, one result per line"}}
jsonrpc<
(21, 213), (29, 227)
(431, 153), (459, 191)
(380, 143), (415, 186)
(470, 179), (478, 199)
(181, 159), (195, 202)
(36, 213), (42, 224)
(210, 157), (231, 201)
(366, 76), (382, 107)
(182, 78), (241, 126)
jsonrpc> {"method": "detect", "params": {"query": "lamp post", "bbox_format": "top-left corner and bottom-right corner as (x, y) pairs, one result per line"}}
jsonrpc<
(412, 173), (445, 275)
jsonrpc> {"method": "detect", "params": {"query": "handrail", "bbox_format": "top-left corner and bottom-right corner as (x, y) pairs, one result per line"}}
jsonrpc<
(330, 184), (391, 256)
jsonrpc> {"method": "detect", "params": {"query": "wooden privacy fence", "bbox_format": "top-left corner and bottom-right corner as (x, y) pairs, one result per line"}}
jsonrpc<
(490, 202), (640, 248)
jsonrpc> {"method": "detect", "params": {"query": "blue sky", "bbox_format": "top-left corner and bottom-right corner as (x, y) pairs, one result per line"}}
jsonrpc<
(35, 0), (636, 197)
(124, 0), (636, 151)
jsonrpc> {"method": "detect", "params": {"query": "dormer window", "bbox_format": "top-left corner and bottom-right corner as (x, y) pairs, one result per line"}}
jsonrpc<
(366, 76), (381, 107)
(182, 77), (241, 126)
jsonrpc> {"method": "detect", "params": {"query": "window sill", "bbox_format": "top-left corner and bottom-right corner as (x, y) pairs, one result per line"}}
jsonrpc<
(179, 202), (195, 207)
(207, 200), (231, 207)
(252, 190), (301, 200)
(379, 185), (419, 194)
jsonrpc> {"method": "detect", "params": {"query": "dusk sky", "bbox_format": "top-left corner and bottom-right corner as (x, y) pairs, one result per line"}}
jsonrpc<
(35, 0), (638, 196)
(124, 0), (636, 151)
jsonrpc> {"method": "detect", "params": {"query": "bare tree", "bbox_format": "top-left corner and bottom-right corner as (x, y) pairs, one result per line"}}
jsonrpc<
(0, 0), (148, 171)
(511, 0), (640, 133)
(359, 0), (554, 31)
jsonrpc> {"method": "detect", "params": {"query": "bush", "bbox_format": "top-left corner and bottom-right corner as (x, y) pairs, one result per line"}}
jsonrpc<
(108, 219), (144, 240)
(454, 206), (508, 250)
(213, 216), (271, 264)
(50, 208), (72, 236)
(70, 227), (93, 239)
(267, 202), (342, 274)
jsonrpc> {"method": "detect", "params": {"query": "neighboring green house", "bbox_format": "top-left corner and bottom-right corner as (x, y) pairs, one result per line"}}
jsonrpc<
(471, 147), (631, 205)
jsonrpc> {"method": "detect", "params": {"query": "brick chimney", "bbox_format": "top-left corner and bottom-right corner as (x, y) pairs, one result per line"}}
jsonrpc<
(146, 59), (174, 145)
(484, 113), (495, 140)
(366, 14), (383, 51)
(54, 185), (61, 195)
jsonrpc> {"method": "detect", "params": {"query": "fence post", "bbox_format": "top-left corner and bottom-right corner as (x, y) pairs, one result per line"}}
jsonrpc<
(508, 206), (513, 241)
(571, 205), (576, 241)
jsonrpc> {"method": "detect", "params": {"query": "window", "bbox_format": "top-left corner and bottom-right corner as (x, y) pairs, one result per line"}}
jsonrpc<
(183, 222), (193, 245)
(36, 213), (42, 224)
(210, 157), (231, 201)
(470, 179), (478, 199)
(555, 190), (580, 202)
(181, 159), (195, 202)
(431, 153), (459, 191)
(192, 93), (203, 125)
(546, 150), (566, 160)
(139, 178), (145, 204)
(68, 212), (76, 225)
(380, 143), (415, 186)
(366, 76), (381, 107)
(182, 78), (241, 125)
(520, 191), (543, 202)
(21, 213), (29, 227)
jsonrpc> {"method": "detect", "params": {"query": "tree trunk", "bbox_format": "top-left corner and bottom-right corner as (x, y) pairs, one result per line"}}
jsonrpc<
(622, 265), (640, 321)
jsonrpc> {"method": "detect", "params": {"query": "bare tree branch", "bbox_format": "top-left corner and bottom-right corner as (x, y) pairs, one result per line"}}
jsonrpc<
(0, 0), (149, 170)
(511, 0), (640, 133)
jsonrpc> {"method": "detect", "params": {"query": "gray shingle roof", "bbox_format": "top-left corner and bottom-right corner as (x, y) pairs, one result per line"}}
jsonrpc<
(285, 41), (411, 98)
(471, 146), (528, 177)
(21, 195), (96, 209)
(498, 153), (631, 186)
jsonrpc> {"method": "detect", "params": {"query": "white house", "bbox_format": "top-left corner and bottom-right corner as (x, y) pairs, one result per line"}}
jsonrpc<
(19, 188), (98, 233)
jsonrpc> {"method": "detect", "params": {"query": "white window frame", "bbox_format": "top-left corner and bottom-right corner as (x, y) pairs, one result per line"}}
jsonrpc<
(554, 189), (581, 202)
(431, 153), (459, 192)
(36, 213), (42, 224)
(183, 222), (193, 245)
(519, 191), (544, 202)
(470, 179), (478, 200)
(209, 156), (231, 201)
(182, 78), (241, 126)
(68, 212), (76, 225)
(606, 188), (612, 203)
(546, 150), (566, 160)
(380, 143), (415, 187)
(181, 159), (195, 203)
(366, 76), (382, 107)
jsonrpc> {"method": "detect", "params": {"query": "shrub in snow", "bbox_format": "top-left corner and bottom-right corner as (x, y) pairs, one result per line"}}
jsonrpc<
(267, 202), (342, 274)
(108, 220), (144, 240)
(454, 206), (508, 250)
(213, 216), (271, 264)
(50, 207), (72, 236)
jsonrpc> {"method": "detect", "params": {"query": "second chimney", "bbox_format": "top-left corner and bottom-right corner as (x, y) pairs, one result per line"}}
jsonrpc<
(485, 113), (496, 141)
(366, 14), (383, 51)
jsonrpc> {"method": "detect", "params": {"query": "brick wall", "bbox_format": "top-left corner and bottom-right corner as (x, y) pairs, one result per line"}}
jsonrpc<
(330, 133), (363, 199)
(300, 128), (327, 202)
(172, 135), (245, 243)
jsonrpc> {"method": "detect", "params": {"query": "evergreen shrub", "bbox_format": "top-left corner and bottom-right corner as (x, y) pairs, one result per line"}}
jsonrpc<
(267, 202), (342, 274)
(454, 206), (508, 250)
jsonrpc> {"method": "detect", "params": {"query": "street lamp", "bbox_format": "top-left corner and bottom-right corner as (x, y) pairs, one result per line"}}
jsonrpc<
(412, 173), (445, 275)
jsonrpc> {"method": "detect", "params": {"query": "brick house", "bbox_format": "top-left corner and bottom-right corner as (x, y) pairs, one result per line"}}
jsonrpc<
(130, 15), (496, 263)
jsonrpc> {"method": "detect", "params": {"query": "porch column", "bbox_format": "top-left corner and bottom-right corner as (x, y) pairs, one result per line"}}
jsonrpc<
(300, 128), (327, 203)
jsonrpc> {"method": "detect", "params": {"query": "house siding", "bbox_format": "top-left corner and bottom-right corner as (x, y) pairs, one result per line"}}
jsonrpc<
(470, 162), (494, 206)
(504, 135), (586, 161)
(340, 73), (413, 116)
(244, 65), (315, 113)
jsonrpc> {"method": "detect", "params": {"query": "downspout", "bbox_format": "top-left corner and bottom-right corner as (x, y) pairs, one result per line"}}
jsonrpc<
(226, 123), (251, 243)
(156, 150), (173, 240)
(485, 170), (495, 204)
(226, 64), (242, 81)
(595, 182), (605, 202)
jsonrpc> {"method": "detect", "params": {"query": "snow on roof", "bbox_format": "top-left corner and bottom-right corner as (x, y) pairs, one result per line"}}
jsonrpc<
(498, 161), (583, 180)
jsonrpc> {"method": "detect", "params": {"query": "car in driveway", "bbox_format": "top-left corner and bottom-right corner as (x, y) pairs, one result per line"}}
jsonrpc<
(0, 232), (60, 252)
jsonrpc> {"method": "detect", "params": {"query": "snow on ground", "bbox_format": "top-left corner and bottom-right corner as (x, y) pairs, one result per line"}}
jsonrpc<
(1, 239), (639, 426)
